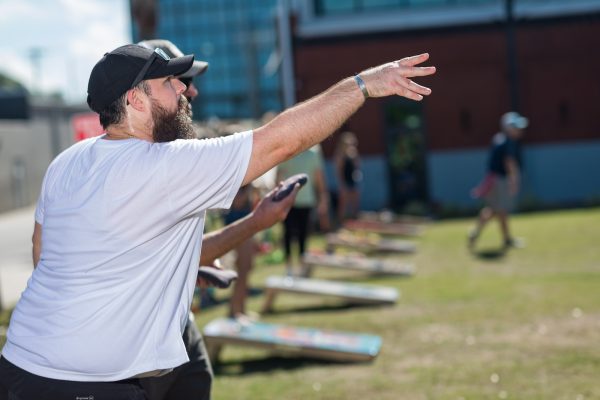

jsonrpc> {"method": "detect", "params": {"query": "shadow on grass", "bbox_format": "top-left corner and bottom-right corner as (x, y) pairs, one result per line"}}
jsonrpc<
(472, 247), (507, 260)
(200, 287), (264, 310)
(214, 355), (346, 376)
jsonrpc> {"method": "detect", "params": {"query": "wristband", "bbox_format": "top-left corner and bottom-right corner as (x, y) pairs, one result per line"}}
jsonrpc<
(354, 75), (369, 99)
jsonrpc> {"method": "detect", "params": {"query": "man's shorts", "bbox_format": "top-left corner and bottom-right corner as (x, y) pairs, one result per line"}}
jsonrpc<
(0, 357), (146, 400)
(484, 177), (514, 212)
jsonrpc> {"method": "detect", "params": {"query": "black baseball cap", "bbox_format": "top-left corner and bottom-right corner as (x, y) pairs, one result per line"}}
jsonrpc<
(87, 44), (194, 113)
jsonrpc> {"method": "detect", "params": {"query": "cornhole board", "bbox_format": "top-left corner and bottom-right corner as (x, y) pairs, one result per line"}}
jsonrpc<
(326, 233), (417, 253)
(302, 253), (414, 276)
(203, 318), (382, 363)
(359, 211), (431, 225)
(343, 219), (423, 237)
(261, 276), (399, 313)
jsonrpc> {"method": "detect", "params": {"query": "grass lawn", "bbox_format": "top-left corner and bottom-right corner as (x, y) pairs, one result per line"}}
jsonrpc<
(196, 207), (600, 400)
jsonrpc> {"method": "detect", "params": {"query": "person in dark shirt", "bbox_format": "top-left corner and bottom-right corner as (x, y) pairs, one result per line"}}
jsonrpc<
(469, 111), (528, 250)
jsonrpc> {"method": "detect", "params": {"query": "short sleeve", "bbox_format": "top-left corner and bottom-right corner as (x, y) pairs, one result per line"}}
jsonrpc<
(34, 171), (50, 224)
(160, 131), (253, 219)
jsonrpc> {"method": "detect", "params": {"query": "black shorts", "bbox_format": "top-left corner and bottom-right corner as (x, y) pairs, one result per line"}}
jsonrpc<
(0, 357), (146, 400)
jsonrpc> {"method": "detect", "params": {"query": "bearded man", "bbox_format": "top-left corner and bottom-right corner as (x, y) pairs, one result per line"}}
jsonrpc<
(0, 44), (435, 399)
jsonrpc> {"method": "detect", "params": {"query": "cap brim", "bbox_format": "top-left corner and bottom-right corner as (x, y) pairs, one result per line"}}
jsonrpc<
(166, 55), (195, 77)
(515, 117), (529, 129)
(146, 54), (195, 80)
(179, 60), (209, 78)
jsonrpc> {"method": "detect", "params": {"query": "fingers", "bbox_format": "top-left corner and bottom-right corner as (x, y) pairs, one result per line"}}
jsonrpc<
(405, 66), (436, 77)
(393, 77), (432, 101)
(398, 53), (429, 67)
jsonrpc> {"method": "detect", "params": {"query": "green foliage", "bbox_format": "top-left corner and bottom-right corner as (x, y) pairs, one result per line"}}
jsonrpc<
(0, 72), (25, 90)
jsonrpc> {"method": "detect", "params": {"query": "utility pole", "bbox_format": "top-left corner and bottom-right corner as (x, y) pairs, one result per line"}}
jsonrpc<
(505, 0), (520, 111)
(28, 47), (43, 93)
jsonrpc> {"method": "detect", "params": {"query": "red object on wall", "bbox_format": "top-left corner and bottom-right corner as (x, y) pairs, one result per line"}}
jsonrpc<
(71, 112), (104, 142)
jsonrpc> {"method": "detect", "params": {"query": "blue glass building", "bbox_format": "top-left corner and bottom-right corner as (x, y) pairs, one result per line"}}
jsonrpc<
(133, 0), (282, 120)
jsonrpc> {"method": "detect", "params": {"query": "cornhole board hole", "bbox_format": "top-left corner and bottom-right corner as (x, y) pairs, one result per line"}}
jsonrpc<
(326, 233), (417, 254)
(261, 276), (399, 313)
(302, 253), (414, 277)
(203, 318), (382, 363)
(343, 219), (423, 237)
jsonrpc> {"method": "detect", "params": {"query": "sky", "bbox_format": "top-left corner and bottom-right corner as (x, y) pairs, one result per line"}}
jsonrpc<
(0, 0), (131, 104)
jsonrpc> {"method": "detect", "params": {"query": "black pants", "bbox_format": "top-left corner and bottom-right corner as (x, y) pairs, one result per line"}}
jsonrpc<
(283, 207), (312, 260)
(0, 357), (146, 400)
(139, 318), (213, 400)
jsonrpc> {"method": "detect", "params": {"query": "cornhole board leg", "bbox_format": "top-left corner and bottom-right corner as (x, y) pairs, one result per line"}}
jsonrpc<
(261, 287), (278, 314)
(203, 318), (382, 364)
(261, 276), (399, 313)
(205, 341), (223, 363)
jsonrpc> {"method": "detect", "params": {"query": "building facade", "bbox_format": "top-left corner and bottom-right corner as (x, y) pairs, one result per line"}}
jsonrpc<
(129, 0), (600, 213)
(132, 0), (283, 120)
(292, 0), (600, 212)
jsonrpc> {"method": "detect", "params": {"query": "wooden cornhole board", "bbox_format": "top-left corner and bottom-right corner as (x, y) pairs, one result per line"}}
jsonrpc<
(261, 276), (399, 313)
(203, 318), (382, 363)
(358, 211), (432, 225)
(326, 232), (417, 253)
(343, 219), (423, 237)
(302, 253), (414, 276)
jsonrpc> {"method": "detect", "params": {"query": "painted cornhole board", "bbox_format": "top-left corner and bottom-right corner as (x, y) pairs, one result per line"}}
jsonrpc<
(302, 253), (414, 276)
(343, 219), (423, 237)
(203, 318), (382, 363)
(326, 233), (417, 253)
(261, 276), (399, 313)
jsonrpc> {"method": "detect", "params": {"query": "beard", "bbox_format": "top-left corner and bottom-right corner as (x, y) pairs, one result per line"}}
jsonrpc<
(151, 96), (196, 143)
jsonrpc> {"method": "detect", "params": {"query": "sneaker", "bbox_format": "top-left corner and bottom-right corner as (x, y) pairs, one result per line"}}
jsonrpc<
(505, 237), (525, 249)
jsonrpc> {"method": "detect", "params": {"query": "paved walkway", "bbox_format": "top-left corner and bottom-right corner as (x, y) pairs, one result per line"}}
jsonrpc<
(0, 206), (36, 309)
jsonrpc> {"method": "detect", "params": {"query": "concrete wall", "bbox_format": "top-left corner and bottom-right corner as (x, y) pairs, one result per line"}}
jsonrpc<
(0, 121), (53, 213)
(0, 104), (85, 214)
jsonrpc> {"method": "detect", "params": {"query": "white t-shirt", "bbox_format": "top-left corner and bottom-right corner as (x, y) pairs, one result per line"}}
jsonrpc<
(2, 131), (253, 381)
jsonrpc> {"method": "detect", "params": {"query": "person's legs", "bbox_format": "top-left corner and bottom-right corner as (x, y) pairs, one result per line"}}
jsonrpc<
(140, 317), (213, 400)
(347, 188), (360, 219)
(164, 319), (212, 400)
(229, 238), (255, 317)
(283, 208), (300, 276)
(497, 210), (510, 243)
(469, 206), (495, 249)
(294, 208), (312, 277)
(337, 188), (347, 224)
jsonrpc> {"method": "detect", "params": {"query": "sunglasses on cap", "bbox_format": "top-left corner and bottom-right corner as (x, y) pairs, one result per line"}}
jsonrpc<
(131, 47), (171, 88)
(178, 77), (193, 87)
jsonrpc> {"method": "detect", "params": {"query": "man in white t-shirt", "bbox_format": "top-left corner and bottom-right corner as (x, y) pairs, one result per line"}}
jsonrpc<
(0, 44), (435, 399)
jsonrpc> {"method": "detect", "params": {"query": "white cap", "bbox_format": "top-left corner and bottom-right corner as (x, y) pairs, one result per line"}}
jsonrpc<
(501, 111), (529, 130)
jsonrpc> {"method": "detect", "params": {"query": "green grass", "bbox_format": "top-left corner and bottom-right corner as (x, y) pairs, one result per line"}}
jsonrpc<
(196, 208), (600, 400)
(0, 208), (598, 399)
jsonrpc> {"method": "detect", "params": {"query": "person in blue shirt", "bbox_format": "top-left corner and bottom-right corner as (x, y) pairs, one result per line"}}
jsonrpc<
(469, 111), (528, 250)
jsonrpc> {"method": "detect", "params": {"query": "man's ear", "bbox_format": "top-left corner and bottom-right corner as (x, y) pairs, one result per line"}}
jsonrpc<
(126, 88), (147, 112)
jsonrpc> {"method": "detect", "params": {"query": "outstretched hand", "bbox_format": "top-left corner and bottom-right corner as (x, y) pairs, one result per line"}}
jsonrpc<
(360, 53), (436, 101)
(252, 181), (301, 230)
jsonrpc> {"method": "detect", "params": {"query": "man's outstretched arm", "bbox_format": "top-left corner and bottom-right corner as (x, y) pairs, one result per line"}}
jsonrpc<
(242, 53), (436, 186)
